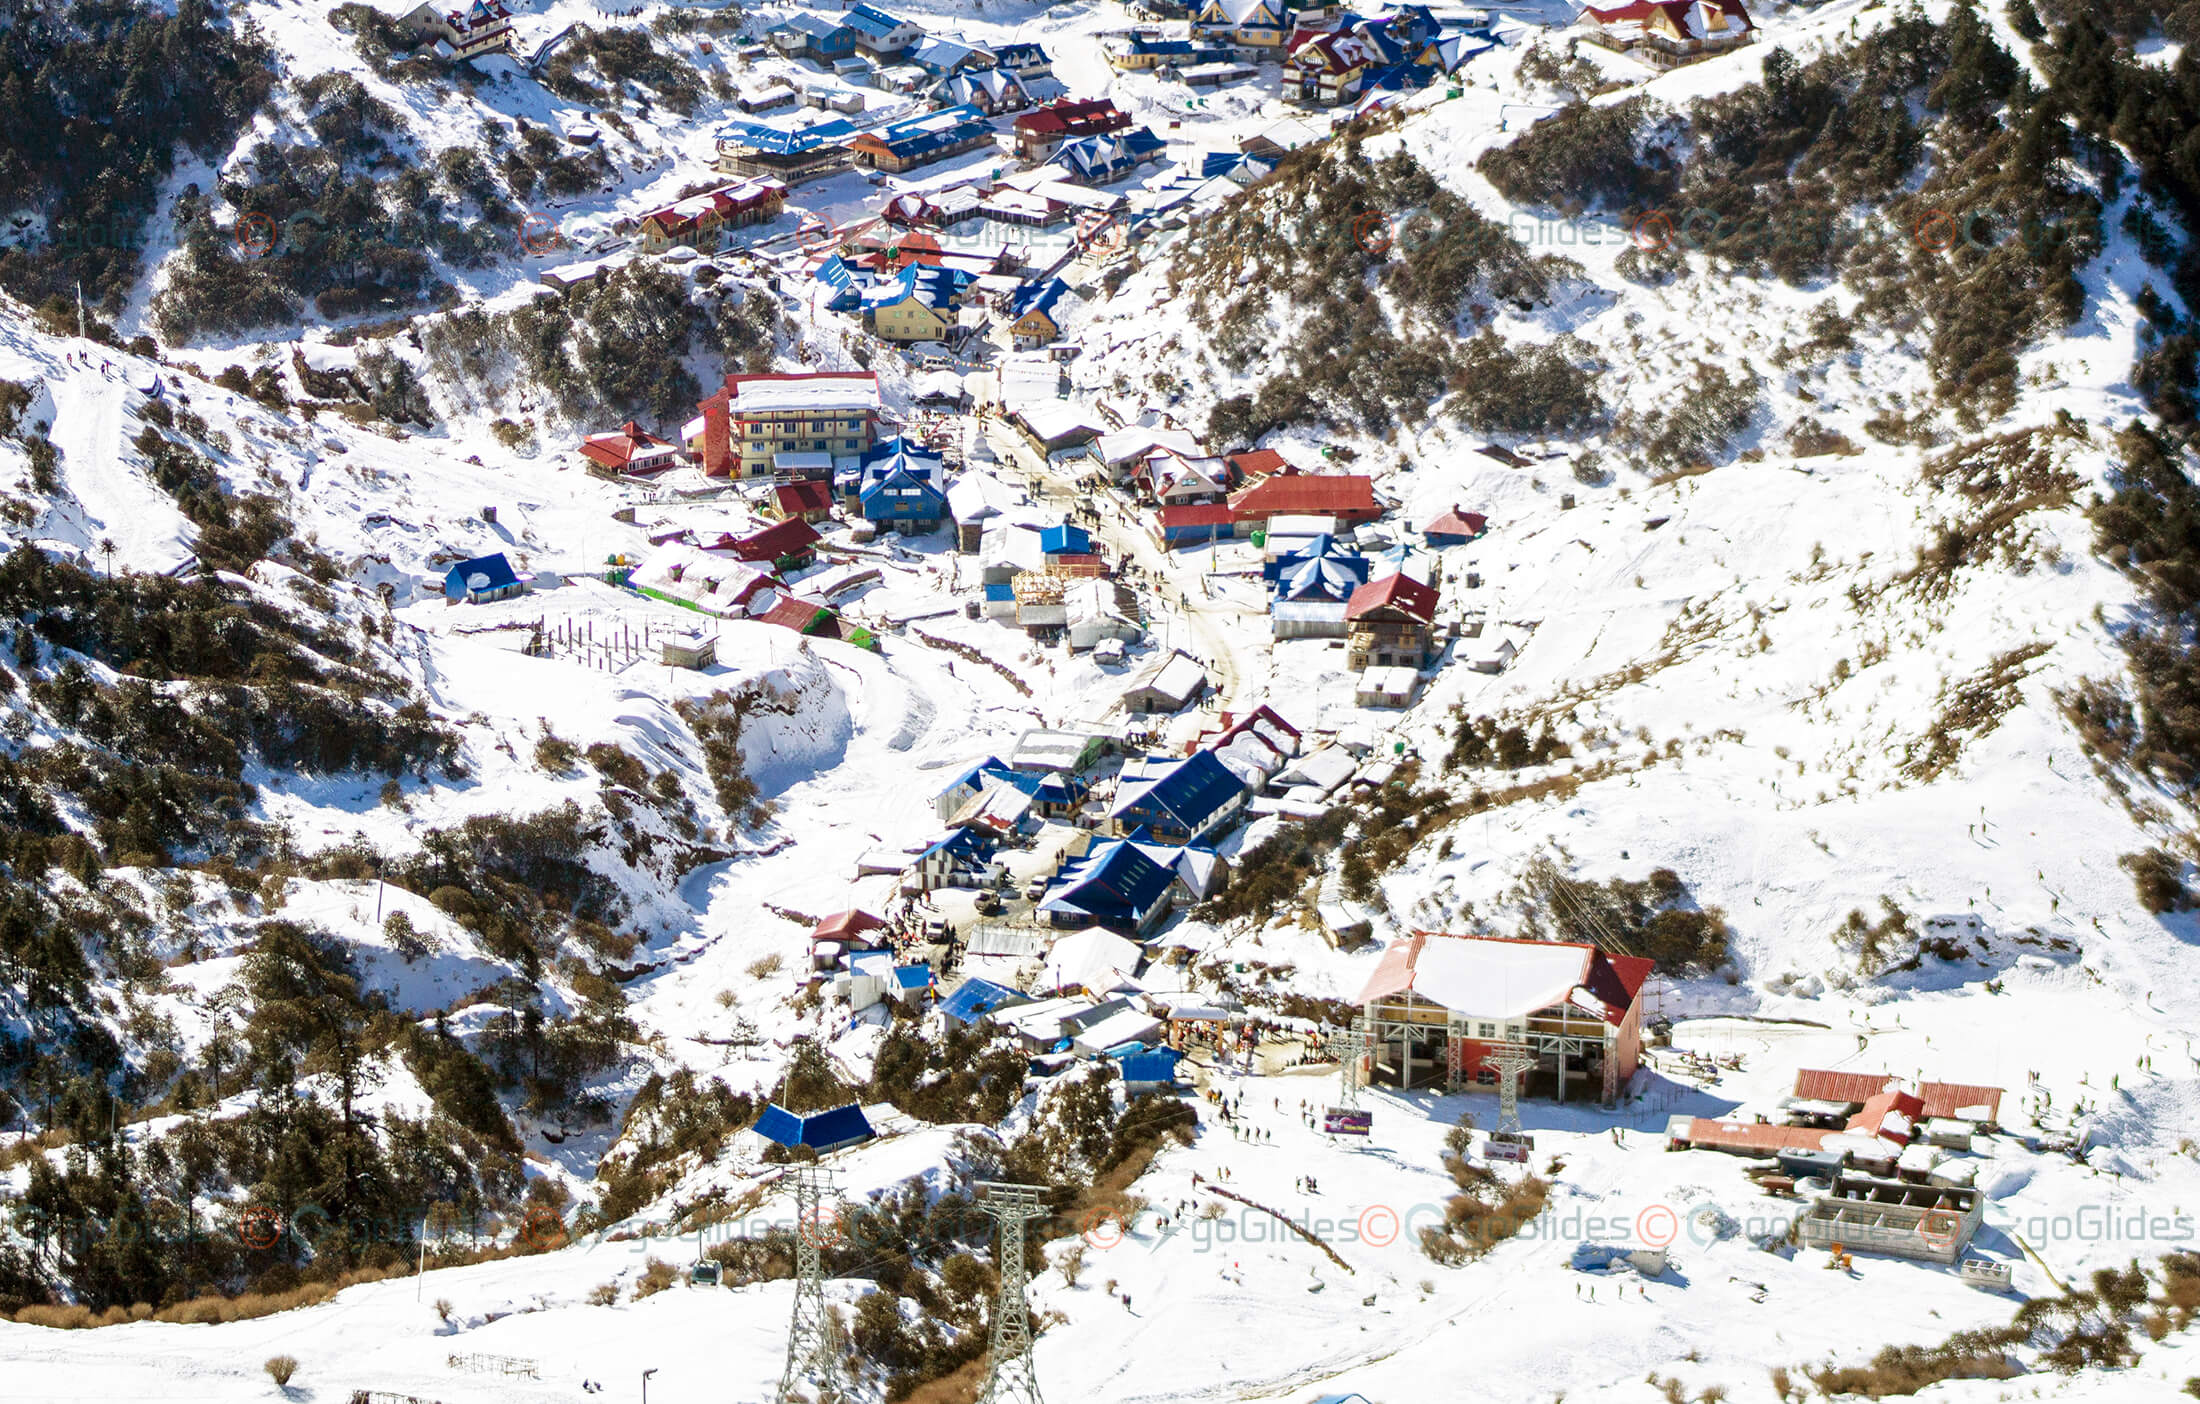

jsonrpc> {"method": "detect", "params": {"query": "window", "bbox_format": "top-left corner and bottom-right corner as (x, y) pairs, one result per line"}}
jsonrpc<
(1477, 1023), (1496, 1038)
(1474, 1069), (1497, 1086)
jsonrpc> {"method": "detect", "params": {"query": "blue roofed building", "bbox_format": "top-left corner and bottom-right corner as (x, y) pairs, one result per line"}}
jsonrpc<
(1048, 127), (1166, 185)
(753, 1102), (875, 1153)
(713, 117), (860, 180)
(854, 436), (948, 533)
(992, 41), (1052, 77)
(906, 36), (995, 75)
(768, 13), (857, 61)
(892, 964), (934, 1005)
(1038, 837), (1180, 936)
(1107, 749), (1248, 844)
(865, 264), (968, 343)
(848, 104), (994, 173)
(1112, 1045), (1182, 1090)
(1007, 277), (1073, 349)
(844, 3), (923, 55)
(1039, 523), (1091, 557)
(1263, 533), (1362, 583)
(935, 65), (1034, 115)
(935, 755), (1013, 820)
(1270, 536), (1371, 603)
(907, 827), (1002, 891)
(443, 553), (525, 605)
(940, 976), (1027, 1024)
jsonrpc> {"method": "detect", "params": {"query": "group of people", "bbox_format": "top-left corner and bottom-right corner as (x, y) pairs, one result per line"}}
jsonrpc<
(63, 349), (112, 376)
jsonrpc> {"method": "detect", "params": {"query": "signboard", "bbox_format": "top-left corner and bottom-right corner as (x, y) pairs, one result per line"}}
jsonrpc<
(1484, 1139), (1530, 1163)
(1323, 1108), (1373, 1137)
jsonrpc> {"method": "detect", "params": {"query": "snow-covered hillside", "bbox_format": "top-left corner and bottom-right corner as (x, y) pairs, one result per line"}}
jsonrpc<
(4, 0), (2200, 1399)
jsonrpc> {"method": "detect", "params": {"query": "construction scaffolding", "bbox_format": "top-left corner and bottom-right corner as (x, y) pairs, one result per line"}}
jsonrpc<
(975, 1181), (1049, 1404)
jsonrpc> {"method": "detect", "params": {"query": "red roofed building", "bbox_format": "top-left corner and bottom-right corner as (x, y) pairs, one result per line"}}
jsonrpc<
(813, 909), (888, 945)
(1225, 448), (1291, 481)
(636, 178), (788, 253)
(579, 421), (681, 476)
(1578, 0), (1755, 68)
(1013, 98), (1133, 160)
(1157, 502), (1240, 547)
(772, 478), (837, 524)
(1229, 473), (1380, 528)
(1355, 932), (1653, 1103)
(753, 594), (835, 636)
(1791, 1070), (2004, 1126)
(1345, 571), (1440, 669)
(720, 518), (822, 570)
(1194, 704), (1302, 760)
(1423, 506), (1489, 546)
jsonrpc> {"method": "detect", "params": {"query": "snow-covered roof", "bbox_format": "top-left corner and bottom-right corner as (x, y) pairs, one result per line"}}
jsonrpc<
(1071, 1005), (1164, 1053)
(629, 543), (775, 616)
(1362, 936), (1586, 1019)
(1127, 651), (1208, 708)
(1273, 744), (1355, 795)
(1043, 929), (1143, 994)
(727, 372), (880, 413)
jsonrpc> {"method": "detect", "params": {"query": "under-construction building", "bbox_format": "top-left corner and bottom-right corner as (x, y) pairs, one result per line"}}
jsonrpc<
(1798, 1170), (1985, 1264)
(1353, 933), (1653, 1105)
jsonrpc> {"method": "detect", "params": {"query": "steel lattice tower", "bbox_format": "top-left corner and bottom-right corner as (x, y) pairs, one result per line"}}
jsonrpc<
(974, 1181), (1049, 1404)
(1486, 1041), (1539, 1138)
(1335, 1018), (1373, 1110)
(776, 1166), (846, 1404)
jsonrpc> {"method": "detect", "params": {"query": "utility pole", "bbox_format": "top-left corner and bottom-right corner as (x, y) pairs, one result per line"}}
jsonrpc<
(775, 1167), (846, 1404)
(1336, 1018), (1372, 1111)
(974, 1181), (1049, 1404)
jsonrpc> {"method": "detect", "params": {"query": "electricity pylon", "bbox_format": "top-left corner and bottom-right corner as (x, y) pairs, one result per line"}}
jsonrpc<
(1336, 1018), (1373, 1110)
(975, 1181), (1049, 1404)
(776, 1166), (845, 1404)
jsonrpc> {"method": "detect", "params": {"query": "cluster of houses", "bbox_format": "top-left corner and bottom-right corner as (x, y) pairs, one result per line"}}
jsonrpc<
(802, 706), (1407, 1075)
(761, 4), (1060, 112)
(1103, 3), (1498, 108)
